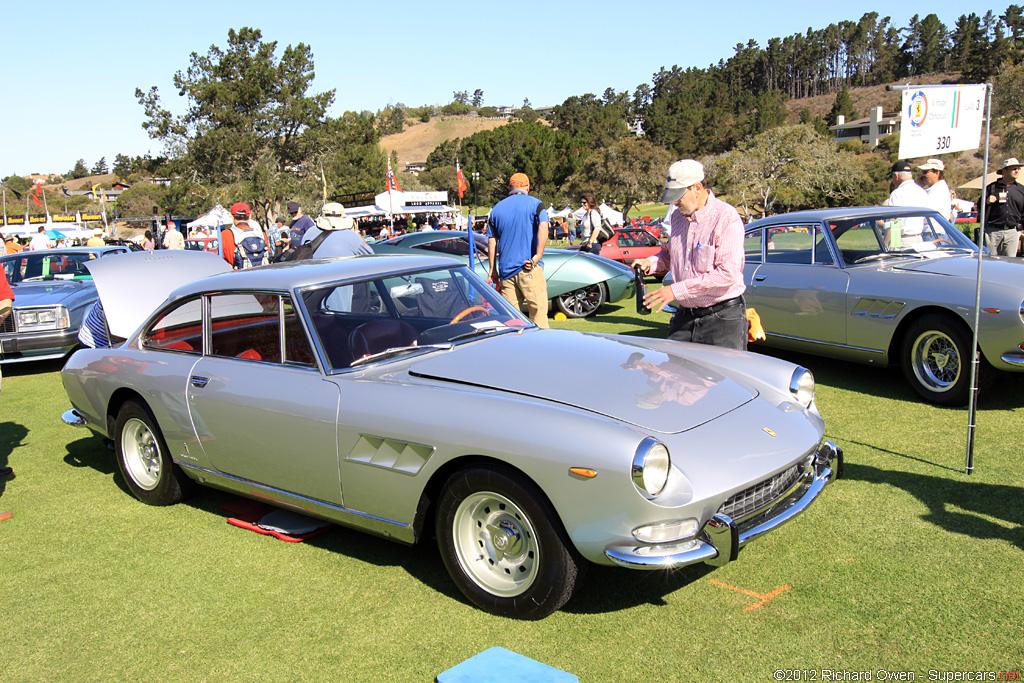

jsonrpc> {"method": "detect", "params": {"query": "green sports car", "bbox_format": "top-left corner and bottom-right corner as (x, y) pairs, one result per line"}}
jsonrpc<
(372, 231), (635, 318)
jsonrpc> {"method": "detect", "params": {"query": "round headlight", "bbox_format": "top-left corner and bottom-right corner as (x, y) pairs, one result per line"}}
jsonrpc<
(790, 366), (815, 408)
(632, 438), (671, 498)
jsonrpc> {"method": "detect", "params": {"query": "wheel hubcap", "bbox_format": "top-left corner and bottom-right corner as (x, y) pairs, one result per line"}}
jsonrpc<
(911, 331), (961, 392)
(122, 418), (161, 490)
(452, 492), (539, 597)
(559, 285), (601, 316)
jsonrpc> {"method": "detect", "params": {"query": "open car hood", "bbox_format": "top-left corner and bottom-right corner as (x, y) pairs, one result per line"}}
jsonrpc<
(85, 250), (231, 338)
(409, 329), (756, 433)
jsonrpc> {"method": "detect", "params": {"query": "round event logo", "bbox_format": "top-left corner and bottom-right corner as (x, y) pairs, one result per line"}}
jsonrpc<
(908, 91), (928, 128)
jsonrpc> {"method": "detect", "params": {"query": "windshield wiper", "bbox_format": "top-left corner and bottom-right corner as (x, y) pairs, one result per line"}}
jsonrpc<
(349, 343), (452, 368)
(448, 325), (520, 342)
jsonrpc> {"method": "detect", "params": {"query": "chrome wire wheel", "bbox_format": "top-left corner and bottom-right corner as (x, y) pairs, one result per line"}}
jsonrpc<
(451, 491), (540, 597)
(121, 417), (162, 491)
(910, 329), (961, 393)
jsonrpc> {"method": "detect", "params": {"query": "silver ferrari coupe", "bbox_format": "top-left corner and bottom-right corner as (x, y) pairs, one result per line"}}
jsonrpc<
(60, 251), (841, 619)
(741, 207), (1024, 405)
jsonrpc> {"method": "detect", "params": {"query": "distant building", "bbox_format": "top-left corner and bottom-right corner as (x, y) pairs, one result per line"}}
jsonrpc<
(405, 162), (427, 175)
(830, 106), (900, 148)
(497, 106), (515, 117)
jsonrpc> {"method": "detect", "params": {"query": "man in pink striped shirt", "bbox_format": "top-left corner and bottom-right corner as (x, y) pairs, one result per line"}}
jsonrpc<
(635, 159), (747, 350)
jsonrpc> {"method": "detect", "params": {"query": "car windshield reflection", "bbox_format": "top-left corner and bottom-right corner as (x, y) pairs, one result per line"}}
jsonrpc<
(302, 265), (528, 371)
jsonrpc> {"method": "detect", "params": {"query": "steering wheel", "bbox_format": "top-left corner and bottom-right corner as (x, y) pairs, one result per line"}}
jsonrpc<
(932, 238), (952, 246)
(450, 306), (489, 324)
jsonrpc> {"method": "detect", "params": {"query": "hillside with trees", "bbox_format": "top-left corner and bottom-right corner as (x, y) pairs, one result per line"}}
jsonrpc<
(10, 6), (1023, 226)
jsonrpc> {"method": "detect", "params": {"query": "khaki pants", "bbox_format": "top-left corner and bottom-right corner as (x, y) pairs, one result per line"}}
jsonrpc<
(499, 266), (549, 328)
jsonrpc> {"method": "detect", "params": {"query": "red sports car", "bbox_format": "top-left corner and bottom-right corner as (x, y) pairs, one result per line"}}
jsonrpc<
(597, 228), (664, 266)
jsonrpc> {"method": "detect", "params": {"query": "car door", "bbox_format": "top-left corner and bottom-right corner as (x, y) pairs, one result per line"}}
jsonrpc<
(744, 223), (850, 346)
(185, 292), (344, 505)
(616, 230), (660, 265)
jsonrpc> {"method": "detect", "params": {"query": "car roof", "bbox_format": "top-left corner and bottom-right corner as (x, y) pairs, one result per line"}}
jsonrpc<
(748, 206), (943, 228)
(0, 246), (127, 259)
(169, 253), (463, 299)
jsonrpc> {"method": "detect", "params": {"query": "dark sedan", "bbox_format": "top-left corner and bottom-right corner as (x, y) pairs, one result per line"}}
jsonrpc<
(0, 246), (129, 362)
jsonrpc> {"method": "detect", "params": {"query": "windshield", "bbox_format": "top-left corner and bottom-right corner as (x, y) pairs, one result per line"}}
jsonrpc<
(828, 212), (978, 265)
(408, 233), (488, 260)
(0, 252), (98, 283)
(301, 264), (528, 371)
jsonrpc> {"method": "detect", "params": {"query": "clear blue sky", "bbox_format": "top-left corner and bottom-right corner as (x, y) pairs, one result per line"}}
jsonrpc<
(0, 0), (1004, 178)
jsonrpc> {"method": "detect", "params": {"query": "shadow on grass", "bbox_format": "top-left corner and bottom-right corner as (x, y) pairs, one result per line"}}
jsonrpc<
(0, 421), (29, 499)
(2, 357), (67, 378)
(565, 562), (716, 615)
(61, 437), (715, 615)
(845, 462), (1024, 552)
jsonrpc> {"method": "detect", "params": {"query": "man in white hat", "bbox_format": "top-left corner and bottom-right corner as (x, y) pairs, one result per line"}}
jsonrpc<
(299, 202), (372, 259)
(982, 158), (1024, 256)
(917, 159), (953, 222)
(634, 159), (747, 350)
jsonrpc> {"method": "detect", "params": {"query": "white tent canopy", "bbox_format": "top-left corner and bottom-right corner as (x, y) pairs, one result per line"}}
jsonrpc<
(187, 204), (233, 231)
(571, 203), (624, 226)
(373, 190), (455, 216)
(1, 222), (94, 239)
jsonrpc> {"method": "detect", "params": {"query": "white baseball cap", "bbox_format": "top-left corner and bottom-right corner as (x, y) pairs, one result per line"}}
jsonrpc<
(917, 159), (945, 171)
(660, 160), (705, 204)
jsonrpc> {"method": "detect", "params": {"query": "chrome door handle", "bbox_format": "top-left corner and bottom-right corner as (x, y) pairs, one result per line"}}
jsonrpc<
(190, 376), (210, 388)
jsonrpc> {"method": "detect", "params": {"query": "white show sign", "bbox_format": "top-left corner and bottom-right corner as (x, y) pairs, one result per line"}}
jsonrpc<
(898, 84), (986, 159)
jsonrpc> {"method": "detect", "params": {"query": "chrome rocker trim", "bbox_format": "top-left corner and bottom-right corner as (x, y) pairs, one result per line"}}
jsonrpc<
(604, 440), (843, 569)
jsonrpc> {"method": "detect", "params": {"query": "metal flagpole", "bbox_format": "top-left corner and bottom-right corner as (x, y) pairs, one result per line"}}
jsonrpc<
(964, 84), (993, 475)
(887, 82), (990, 474)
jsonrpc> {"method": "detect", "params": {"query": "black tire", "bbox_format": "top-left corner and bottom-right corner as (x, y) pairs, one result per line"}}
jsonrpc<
(901, 314), (973, 406)
(113, 401), (191, 505)
(436, 467), (584, 620)
(553, 282), (607, 318)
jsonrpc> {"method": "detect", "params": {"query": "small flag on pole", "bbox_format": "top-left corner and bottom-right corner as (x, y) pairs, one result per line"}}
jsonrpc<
(456, 160), (468, 199)
(385, 157), (402, 192)
(30, 183), (44, 209)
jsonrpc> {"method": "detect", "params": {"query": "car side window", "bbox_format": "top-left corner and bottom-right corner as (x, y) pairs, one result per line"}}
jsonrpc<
(282, 297), (315, 366)
(832, 221), (884, 264)
(813, 225), (835, 265)
(765, 225), (814, 264)
(744, 228), (763, 263)
(209, 293), (282, 363)
(143, 297), (203, 354)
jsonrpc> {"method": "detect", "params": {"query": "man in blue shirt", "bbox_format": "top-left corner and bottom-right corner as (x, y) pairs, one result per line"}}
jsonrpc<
(487, 172), (549, 328)
(288, 201), (316, 248)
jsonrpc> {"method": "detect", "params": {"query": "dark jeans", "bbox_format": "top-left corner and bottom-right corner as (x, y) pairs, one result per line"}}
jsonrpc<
(668, 298), (748, 351)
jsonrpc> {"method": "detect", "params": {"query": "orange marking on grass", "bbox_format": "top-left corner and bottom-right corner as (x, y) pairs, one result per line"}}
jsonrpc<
(708, 579), (791, 611)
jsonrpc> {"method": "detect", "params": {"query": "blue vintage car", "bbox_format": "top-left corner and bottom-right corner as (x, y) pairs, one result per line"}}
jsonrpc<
(0, 246), (129, 362)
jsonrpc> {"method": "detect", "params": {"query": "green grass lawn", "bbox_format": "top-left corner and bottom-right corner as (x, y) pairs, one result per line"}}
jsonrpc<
(2, 298), (1022, 681)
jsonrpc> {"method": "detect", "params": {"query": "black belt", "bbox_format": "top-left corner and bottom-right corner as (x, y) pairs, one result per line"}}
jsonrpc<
(677, 296), (744, 318)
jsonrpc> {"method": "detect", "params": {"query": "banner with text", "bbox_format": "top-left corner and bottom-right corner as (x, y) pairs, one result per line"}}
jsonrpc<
(899, 84), (986, 159)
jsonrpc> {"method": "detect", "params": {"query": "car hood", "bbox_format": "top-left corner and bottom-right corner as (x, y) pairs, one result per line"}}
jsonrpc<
(86, 250), (231, 338)
(894, 253), (1024, 282)
(409, 329), (757, 433)
(9, 280), (94, 306)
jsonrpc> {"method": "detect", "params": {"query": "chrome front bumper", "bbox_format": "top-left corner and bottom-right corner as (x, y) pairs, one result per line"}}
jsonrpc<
(605, 440), (843, 570)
